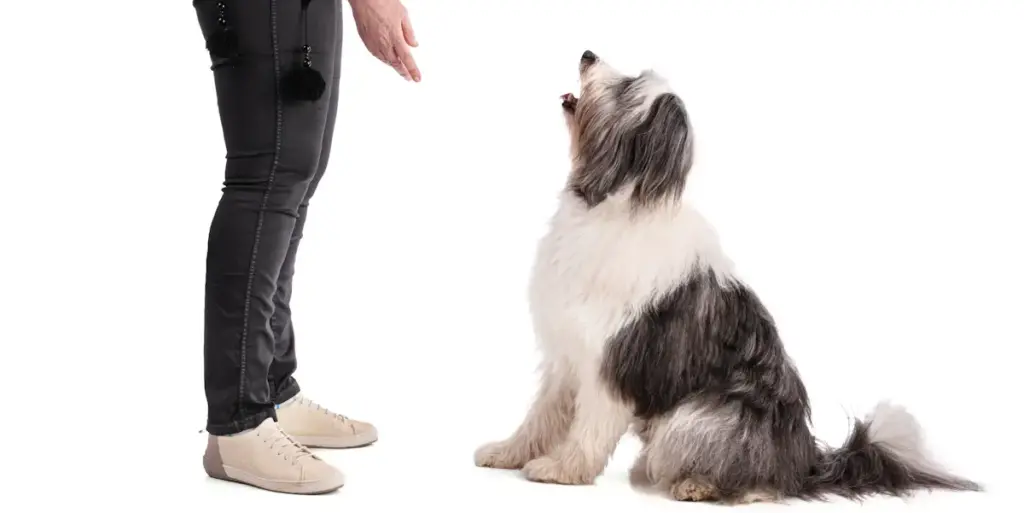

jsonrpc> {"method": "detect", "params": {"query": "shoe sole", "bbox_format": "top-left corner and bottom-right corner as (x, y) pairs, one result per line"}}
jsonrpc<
(207, 465), (345, 495)
(294, 432), (379, 449)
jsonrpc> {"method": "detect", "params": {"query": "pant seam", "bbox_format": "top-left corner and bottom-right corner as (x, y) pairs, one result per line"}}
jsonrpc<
(236, 0), (285, 414)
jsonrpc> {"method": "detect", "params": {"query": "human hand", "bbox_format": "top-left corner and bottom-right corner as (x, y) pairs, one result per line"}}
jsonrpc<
(348, 0), (421, 82)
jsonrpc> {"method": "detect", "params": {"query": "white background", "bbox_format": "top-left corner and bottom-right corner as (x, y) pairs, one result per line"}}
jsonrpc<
(2, 0), (1021, 511)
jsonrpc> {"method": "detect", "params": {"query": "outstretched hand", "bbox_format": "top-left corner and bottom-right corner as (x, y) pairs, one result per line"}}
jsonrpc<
(349, 0), (421, 82)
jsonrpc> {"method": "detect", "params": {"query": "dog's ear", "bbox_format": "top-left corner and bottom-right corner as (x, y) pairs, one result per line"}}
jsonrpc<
(626, 93), (693, 207)
(571, 93), (693, 208)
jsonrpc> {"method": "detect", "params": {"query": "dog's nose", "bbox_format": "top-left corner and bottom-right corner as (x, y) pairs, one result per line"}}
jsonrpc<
(581, 50), (598, 64)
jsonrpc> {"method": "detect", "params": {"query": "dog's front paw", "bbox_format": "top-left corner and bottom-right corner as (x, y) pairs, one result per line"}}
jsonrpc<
(474, 441), (531, 470)
(522, 455), (595, 485)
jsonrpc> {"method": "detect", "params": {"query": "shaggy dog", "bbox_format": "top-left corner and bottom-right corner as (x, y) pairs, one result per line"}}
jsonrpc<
(473, 50), (980, 504)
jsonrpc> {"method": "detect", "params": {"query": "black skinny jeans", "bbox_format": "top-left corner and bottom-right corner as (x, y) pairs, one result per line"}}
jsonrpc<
(193, 0), (343, 435)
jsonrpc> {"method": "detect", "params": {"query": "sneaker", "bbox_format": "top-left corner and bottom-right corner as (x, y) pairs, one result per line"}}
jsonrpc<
(203, 417), (345, 494)
(276, 394), (379, 449)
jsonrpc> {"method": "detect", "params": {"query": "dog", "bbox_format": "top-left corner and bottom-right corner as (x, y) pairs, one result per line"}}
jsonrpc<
(473, 50), (981, 504)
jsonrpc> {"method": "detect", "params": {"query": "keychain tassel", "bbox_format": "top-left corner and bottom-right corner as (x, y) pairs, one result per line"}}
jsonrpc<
(282, 0), (326, 102)
(205, 1), (239, 59)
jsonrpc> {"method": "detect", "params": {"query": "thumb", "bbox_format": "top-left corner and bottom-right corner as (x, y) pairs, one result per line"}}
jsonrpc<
(402, 16), (418, 47)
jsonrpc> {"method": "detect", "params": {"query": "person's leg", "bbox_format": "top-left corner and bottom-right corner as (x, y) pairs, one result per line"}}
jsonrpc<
(198, 0), (342, 437)
(264, 8), (379, 450)
(266, 19), (343, 404)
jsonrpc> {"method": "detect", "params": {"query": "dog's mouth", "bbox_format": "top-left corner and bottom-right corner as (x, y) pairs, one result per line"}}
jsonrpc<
(561, 92), (578, 113)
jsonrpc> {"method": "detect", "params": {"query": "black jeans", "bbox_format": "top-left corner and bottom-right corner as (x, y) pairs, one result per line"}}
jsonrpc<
(193, 0), (343, 435)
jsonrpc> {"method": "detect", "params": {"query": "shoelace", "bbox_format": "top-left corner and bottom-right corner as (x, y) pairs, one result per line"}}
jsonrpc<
(298, 396), (350, 423)
(261, 425), (316, 465)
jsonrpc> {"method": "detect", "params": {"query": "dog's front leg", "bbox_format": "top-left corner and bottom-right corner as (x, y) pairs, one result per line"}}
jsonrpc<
(521, 372), (631, 485)
(475, 362), (576, 469)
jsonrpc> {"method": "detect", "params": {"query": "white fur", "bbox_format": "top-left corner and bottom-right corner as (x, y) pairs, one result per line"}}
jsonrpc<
(522, 183), (735, 471)
(864, 401), (950, 477)
(529, 187), (733, 374)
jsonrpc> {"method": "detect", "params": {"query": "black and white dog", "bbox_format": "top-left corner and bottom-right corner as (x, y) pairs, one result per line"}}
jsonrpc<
(474, 50), (980, 504)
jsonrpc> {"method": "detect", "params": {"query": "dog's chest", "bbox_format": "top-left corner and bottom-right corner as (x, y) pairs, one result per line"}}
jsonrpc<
(528, 195), (710, 358)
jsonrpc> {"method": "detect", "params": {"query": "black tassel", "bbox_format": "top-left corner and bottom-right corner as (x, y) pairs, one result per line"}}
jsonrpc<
(282, 48), (327, 101)
(206, 1), (239, 59)
(281, 0), (326, 102)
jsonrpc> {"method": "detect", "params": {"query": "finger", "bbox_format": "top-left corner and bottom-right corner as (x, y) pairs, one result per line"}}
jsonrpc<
(395, 42), (421, 82)
(386, 49), (412, 81)
(402, 16), (418, 47)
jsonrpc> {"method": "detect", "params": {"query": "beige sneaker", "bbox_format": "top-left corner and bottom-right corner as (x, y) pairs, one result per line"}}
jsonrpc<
(203, 417), (345, 494)
(276, 394), (379, 449)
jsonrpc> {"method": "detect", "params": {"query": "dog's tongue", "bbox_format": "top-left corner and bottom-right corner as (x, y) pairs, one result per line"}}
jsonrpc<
(561, 93), (576, 102)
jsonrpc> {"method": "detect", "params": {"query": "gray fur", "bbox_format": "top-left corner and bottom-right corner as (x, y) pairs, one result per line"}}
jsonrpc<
(602, 268), (820, 501)
(603, 267), (981, 502)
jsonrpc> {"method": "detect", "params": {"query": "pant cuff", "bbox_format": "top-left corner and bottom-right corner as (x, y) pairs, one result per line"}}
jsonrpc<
(206, 408), (276, 436)
(272, 379), (301, 406)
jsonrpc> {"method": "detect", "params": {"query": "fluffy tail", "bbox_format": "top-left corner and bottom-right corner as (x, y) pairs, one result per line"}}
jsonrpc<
(804, 401), (981, 500)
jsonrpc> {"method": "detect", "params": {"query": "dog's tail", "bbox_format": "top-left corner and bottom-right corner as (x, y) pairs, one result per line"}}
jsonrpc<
(802, 401), (981, 500)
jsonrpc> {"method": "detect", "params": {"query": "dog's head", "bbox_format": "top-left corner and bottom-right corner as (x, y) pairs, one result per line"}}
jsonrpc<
(562, 51), (693, 209)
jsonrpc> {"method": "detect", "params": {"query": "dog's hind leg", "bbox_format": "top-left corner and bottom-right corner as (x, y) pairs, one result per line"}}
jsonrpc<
(475, 361), (577, 470)
(669, 477), (781, 504)
(643, 399), (808, 503)
(670, 477), (720, 502)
